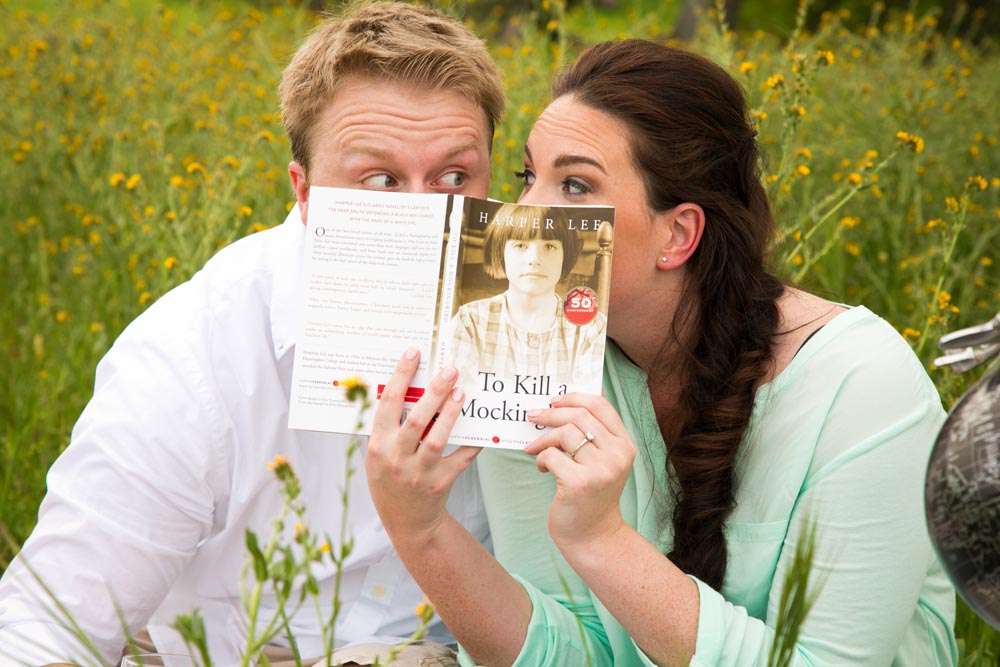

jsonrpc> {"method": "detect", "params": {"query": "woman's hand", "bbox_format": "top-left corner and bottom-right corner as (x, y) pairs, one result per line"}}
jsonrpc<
(525, 393), (635, 554)
(365, 348), (481, 549)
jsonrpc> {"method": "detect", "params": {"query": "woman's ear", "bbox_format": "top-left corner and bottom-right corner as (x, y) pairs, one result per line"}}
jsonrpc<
(288, 161), (310, 225)
(656, 203), (705, 271)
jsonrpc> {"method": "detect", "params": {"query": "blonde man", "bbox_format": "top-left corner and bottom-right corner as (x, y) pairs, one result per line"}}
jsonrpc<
(0, 3), (504, 666)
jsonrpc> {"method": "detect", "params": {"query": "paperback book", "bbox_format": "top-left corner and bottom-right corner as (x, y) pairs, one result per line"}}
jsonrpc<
(288, 186), (614, 450)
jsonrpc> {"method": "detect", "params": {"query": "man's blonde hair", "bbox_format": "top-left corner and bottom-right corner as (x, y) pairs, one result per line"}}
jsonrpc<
(279, 1), (505, 174)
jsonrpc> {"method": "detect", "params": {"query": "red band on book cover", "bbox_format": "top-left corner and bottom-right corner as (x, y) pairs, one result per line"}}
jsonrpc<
(376, 384), (426, 402)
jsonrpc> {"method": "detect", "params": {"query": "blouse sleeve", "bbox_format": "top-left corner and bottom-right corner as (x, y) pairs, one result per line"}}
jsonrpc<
(458, 574), (615, 667)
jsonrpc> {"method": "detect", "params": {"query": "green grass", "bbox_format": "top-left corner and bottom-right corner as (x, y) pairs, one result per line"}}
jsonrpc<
(1, 0), (998, 660)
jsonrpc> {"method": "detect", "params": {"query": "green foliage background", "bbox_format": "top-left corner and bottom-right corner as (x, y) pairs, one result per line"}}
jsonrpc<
(1, 0), (998, 661)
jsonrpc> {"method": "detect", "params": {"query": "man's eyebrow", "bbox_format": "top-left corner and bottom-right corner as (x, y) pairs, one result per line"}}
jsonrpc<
(444, 140), (484, 160)
(341, 145), (391, 160)
(524, 144), (606, 173)
(341, 141), (483, 162)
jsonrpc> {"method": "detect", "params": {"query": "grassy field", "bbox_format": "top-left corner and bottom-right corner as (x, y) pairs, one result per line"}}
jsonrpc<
(1, 0), (998, 661)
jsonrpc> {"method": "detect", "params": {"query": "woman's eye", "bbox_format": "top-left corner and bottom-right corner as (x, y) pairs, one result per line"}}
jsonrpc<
(545, 242), (560, 252)
(513, 169), (535, 187)
(436, 171), (466, 188)
(563, 178), (590, 195)
(362, 174), (398, 189)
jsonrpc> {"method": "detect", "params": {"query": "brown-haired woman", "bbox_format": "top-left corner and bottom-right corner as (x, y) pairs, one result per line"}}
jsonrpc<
(366, 40), (956, 666)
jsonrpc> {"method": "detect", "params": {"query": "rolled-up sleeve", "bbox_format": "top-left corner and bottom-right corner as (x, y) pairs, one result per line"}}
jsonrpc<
(0, 323), (222, 666)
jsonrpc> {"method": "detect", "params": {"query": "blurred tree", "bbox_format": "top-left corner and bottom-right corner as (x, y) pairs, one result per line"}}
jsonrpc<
(673, 0), (742, 40)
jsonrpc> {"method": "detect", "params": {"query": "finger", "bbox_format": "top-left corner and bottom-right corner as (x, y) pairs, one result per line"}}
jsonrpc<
(526, 410), (604, 455)
(544, 393), (626, 438)
(524, 423), (584, 456)
(400, 366), (460, 448)
(371, 347), (421, 434)
(535, 444), (581, 477)
(415, 384), (466, 465)
(441, 444), (483, 477)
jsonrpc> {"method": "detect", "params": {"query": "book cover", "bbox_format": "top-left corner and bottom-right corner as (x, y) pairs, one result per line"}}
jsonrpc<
(288, 186), (614, 450)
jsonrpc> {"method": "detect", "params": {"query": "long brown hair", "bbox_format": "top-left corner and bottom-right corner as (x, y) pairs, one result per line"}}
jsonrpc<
(553, 40), (784, 591)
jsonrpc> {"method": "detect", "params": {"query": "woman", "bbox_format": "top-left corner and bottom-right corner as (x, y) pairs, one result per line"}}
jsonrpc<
(448, 202), (606, 392)
(366, 40), (956, 666)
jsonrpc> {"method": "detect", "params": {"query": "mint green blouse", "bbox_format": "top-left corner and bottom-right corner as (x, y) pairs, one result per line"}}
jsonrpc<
(462, 306), (957, 666)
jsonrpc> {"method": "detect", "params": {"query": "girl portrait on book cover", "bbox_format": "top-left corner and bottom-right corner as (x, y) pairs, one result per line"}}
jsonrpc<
(446, 201), (610, 397)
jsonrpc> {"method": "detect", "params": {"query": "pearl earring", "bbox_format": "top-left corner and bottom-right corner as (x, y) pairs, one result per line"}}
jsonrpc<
(660, 256), (668, 263)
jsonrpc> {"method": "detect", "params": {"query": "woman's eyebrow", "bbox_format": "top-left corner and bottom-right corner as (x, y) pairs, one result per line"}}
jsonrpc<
(553, 154), (606, 173)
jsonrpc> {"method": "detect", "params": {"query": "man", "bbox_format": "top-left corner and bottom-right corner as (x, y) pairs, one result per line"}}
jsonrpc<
(0, 3), (504, 665)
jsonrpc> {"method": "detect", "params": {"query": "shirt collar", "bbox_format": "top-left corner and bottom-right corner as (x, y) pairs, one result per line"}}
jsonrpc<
(270, 204), (306, 360)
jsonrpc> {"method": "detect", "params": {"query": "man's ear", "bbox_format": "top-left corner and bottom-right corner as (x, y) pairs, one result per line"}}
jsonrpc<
(656, 203), (705, 271)
(288, 161), (309, 225)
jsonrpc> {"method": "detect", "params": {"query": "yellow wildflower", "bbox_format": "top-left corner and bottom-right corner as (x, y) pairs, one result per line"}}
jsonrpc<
(109, 172), (126, 187)
(739, 61), (756, 75)
(968, 175), (988, 191)
(895, 131), (925, 154)
(90, 322), (104, 334)
(125, 173), (141, 191)
(164, 256), (179, 270)
(170, 175), (184, 188)
(847, 173), (863, 186)
(844, 242), (861, 256)
(55, 310), (69, 323)
(139, 292), (152, 305)
(239, 205), (253, 218)
(902, 327), (921, 341)
(937, 291), (951, 310)
(815, 50), (835, 66)
(765, 74), (785, 90)
(981, 257), (993, 267)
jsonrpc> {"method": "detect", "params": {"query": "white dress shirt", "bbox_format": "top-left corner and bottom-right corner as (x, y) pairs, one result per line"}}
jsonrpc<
(0, 209), (490, 667)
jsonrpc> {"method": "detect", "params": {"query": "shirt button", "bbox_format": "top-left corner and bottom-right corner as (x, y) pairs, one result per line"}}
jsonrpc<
(371, 584), (386, 599)
(528, 336), (540, 349)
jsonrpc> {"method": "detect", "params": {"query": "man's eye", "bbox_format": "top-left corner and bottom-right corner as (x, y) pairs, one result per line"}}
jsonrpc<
(513, 169), (535, 186)
(362, 174), (398, 189)
(436, 171), (466, 188)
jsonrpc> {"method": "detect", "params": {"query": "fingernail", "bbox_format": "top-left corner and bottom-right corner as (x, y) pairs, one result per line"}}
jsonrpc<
(441, 366), (457, 381)
(549, 395), (562, 404)
(404, 347), (418, 360)
(526, 409), (541, 419)
(451, 387), (464, 402)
